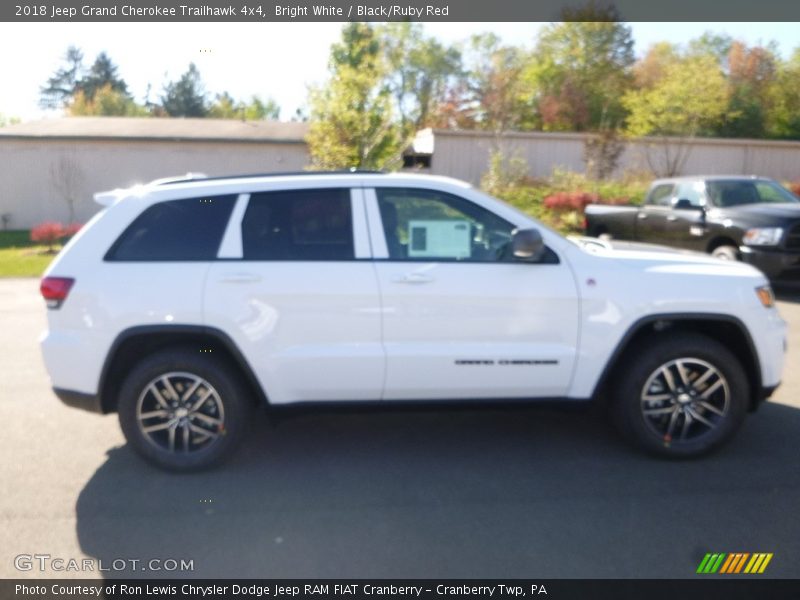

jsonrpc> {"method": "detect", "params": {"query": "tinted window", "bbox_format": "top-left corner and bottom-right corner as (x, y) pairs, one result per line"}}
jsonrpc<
(706, 181), (760, 207)
(242, 189), (354, 260)
(107, 195), (236, 261)
(646, 184), (675, 206)
(376, 188), (519, 262)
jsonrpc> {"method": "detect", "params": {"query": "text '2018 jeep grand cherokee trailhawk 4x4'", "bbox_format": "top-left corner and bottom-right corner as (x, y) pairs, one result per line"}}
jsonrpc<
(40, 172), (787, 470)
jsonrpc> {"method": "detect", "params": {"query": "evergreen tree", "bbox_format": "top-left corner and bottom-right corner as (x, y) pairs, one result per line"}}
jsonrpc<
(161, 63), (208, 117)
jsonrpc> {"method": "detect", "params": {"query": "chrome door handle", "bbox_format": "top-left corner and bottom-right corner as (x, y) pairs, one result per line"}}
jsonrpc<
(219, 273), (262, 283)
(394, 273), (434, 284)
(637, 213), (647, 219)
(666, 215), (678, 221)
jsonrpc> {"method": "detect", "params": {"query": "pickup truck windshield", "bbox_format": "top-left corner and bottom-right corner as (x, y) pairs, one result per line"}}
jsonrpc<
(706, 180), (799, 207)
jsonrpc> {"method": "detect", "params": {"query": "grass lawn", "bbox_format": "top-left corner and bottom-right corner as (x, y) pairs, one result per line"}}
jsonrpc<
(0, 230), (59, 278)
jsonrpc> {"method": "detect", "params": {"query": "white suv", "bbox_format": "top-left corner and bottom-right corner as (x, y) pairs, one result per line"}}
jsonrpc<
(40, 172), (787, 470)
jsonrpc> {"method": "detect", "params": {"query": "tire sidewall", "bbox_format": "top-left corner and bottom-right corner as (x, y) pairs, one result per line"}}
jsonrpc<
(118, 348), (251, 471)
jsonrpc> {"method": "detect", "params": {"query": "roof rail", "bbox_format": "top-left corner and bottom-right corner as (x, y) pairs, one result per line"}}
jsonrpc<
(148, 172), (209, 186)
(150, 169), (385, 186)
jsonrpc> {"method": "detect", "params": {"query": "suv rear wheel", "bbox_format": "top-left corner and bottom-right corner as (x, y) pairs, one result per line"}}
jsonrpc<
(118, 347), (252, 471)
(611, 333), (749, 458)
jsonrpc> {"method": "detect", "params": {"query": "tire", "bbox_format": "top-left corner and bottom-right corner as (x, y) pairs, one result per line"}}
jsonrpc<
(610, 333), (749, 458)
(118, 347), (252, 471)
(711, 245), (739, 261)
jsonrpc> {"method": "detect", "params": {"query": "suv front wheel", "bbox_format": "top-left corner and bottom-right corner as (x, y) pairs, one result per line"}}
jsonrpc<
(118, 347), (252, 471)
(611, 333), (749, 458)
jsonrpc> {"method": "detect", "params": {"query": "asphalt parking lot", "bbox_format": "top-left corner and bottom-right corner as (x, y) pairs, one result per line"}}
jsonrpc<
(1, 278), (798, 580)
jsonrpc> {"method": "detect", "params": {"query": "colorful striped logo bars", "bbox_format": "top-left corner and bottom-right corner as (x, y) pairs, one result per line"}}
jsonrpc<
(696, 553), (773, 574)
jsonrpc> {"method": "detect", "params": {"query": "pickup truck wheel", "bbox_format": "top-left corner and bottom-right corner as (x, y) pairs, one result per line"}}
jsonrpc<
(711, 245), (739, 261)
(118, 348), (252, 471)
(611, 333), (749, 458)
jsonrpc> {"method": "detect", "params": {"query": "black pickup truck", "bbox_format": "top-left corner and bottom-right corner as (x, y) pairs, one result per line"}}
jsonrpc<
(584, 175), (800, 282)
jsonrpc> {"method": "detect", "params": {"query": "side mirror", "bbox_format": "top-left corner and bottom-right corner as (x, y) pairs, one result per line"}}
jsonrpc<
(673, 198), (704, 211)
(512, 228), (545, 261)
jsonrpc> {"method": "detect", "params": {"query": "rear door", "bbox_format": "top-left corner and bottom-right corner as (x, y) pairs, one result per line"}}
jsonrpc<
(366, 186), (579, 400)
(662, 179), (709, 251)
(637, 183), (675, 244)
(204, 186), (384, 404)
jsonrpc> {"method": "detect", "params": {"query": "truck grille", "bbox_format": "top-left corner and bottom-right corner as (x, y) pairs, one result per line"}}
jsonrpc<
(787, 224), (800, 250)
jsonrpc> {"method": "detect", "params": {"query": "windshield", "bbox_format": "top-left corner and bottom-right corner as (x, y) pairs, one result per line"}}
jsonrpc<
(706, 179), (800, 207)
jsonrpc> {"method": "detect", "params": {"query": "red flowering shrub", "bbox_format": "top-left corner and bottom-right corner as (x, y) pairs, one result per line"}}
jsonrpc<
(31, 222), (67, 253)
(64, 222), (83, 238)
(544, 191), (630, 213)
(543, 191), (599, 212)
(30, 222), (83, 253)
(789, 181), (800, 197)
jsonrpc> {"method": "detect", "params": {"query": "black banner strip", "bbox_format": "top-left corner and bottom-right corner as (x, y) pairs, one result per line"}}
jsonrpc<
(3, 579), (800, 600)
(4, 0), (800, 22)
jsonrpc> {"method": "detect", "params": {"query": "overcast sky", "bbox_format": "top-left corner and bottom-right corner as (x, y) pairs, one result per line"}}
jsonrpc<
(1, 22), (798, 121)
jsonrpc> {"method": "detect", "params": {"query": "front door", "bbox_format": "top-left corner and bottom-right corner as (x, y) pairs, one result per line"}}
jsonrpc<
(366, 187), (580, 400)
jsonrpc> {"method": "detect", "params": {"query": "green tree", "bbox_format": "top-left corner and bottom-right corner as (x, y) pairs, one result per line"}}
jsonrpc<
(243, 96), (280, 120)
(81, 52), (129, 101)
(531, 10), (635, 131)
(623, 54), (729, 175)
(40, 46), (85, 109)
(41, 47), (134, 111)
(461, 33), (529, 133)
(161, 63), (208, 117)
(687, 32), (734, 68)
(379, 23), (462, 132)
(208, 91), (239, 118)
(68, 83), (146, 116)
(767, 49), (800, 139)
(307, 23), (403, 170)
(633, 42), (680, 89)
(209, 93), (281, 120)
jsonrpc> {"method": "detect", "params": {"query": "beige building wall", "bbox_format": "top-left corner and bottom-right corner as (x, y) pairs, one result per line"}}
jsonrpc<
(423, 129), (800, 185)
(0, 139), (309, 228)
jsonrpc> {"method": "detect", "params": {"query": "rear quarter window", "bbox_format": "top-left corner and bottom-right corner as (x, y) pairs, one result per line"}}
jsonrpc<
(105, 195), (236, 261)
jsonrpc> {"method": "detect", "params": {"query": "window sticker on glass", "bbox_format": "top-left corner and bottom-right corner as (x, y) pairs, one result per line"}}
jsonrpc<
(407, 220), (471, 259)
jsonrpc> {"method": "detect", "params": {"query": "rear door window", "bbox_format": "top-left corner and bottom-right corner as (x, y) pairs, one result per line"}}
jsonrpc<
(106, 195), (236, 261)
(241, 188), (354, 260)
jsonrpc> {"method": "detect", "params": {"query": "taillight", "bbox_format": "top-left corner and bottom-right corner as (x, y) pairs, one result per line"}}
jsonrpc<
(40, 277), (75, 309)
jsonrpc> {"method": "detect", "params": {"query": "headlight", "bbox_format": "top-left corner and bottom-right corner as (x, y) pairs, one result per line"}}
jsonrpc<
(755, 285), (775, 308)
(743, 227), (783, 246)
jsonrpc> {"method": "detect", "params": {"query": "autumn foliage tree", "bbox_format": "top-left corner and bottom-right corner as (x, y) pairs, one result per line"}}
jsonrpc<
(718, 41), (778, 138)
(529, 11), (635, 132)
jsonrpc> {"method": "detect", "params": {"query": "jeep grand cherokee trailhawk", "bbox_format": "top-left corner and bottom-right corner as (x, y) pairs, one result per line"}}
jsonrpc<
(39, 172), (787, 470)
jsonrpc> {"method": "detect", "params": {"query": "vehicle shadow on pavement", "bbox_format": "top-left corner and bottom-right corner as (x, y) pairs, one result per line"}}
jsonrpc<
(75, 402), (800, 579)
